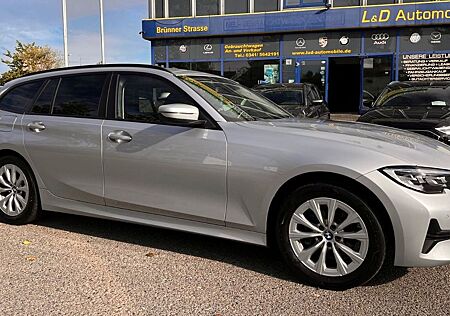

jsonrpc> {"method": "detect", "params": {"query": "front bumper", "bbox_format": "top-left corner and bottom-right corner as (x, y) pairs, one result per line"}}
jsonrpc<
(359, 170), (450, 267)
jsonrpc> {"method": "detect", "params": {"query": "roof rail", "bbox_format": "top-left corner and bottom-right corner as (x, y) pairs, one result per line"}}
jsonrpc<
(20, 63), (171, 78)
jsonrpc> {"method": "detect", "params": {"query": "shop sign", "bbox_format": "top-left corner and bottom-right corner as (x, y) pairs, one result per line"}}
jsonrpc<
(283, 32), (360, 56)
(362, 8), (450, 24)
(400, 53), (450, 81)
(168, 39), (221, 60)
(223, 36), (279, 59)
(400, 27), (450, 52)
(364, 30), (396, 53)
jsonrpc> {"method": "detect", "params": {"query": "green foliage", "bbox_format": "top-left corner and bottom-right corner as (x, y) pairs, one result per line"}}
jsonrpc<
(0, 41), (62, 85)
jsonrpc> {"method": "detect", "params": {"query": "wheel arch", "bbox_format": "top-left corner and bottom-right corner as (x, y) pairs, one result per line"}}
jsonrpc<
(0, 148), (42, 209)
(266, 171), (395, 263)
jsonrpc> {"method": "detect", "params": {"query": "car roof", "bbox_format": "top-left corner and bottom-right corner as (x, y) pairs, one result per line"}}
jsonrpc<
(386, 81), (450, 90)
(3, 64), (224, 88)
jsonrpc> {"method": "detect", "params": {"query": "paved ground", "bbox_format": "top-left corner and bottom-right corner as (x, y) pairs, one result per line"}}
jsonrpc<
(1, 213), (449, 316)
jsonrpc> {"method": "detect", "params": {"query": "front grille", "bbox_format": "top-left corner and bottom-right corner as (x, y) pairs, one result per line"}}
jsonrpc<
(422, 219), (450, 254)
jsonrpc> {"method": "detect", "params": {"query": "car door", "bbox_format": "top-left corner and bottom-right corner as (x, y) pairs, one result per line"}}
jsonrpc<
(22, 73), (110, 205)
(102, 72), (227, 224)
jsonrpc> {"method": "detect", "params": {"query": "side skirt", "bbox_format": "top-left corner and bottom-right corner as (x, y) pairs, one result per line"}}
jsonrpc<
(40, 189), (267, 246)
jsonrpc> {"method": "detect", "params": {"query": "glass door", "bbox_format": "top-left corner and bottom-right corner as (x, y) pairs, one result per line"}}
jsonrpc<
(362, 56), (394, 112)
(298, 59), (327, 95)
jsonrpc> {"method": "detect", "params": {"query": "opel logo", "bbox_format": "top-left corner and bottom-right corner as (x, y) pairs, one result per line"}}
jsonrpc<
(371, 33), (389, 41)
(204, 44), (213, 51)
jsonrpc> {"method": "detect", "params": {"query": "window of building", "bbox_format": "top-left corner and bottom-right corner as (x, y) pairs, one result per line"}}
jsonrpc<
(116, 74), (195, 123)
(332, 0), (360, 7)
(53, 75), (106, 118)
(155, 0), (165, 18)
(225, 0), (249, 14)
(169, 0), (192, 17)
(284, 0), (325, 7)
(196, 0), (220, 16)
(224, 60), (280, 87)
(255, 0), (280, 12)
(0, 81), (42, 114)
(169, 62), (222, 76)
(366, 0), (395, 5)
(31, 79), (59, 114)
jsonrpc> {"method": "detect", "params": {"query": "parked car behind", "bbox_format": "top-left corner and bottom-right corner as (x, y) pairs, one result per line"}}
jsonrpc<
(254, 83), (330, 119)
(0, 66), (450, 290)
(358, 81), (450, 144)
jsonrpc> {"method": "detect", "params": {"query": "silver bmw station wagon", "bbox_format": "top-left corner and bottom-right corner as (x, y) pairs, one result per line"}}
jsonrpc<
(0, 65), (449, 290)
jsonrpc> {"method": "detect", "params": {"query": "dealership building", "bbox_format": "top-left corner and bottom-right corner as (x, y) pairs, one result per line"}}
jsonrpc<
(142, 1), (450, 113)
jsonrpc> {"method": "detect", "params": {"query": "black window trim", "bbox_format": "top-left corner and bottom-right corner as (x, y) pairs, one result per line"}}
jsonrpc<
(25, 71), (112, 120)
(0, 79), (45, 114)
(107, 71), (221, 130)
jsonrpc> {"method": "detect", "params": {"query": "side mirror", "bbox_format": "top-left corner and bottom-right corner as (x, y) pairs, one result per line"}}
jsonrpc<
(158, 103), (199, 121)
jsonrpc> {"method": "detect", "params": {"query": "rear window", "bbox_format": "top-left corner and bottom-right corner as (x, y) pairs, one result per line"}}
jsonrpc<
(378, 86), (450, 107)
(52, 74), (106, 118)
(0, 81), (43, 113)
(262, 90), (304, 106)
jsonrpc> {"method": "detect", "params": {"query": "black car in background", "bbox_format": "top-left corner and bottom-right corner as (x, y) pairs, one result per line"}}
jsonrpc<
(358, 81), (450, 144)
(253, 83), (330, 119)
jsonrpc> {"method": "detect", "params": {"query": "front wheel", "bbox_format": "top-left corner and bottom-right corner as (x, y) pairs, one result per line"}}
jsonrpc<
(275, 183), (386, 290)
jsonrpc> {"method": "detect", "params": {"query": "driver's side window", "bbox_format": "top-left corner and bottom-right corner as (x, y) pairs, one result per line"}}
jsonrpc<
(117, 74), (195, 123)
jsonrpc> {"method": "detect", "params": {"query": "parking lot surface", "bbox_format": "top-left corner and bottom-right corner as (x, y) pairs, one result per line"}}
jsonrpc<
(1, 213), (449, 316)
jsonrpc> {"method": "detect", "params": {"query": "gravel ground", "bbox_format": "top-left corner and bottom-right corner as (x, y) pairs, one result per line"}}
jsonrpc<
(1, 212), (449, 316)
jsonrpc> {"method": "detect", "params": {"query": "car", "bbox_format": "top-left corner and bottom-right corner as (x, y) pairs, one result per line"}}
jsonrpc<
(0, 65), (449, 290)
(253, 83), (330, 119)
(358, 81), (450, 144)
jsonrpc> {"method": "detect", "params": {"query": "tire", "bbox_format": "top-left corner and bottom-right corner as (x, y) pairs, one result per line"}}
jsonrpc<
(275, 183), (386, 290)
(0, 155), (40, 225)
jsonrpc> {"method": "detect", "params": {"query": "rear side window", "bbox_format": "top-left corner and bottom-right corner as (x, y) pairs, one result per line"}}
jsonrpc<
(31, 79), (59, 114)
(53, 74), (106, 118)
(0, 81), (43, 113)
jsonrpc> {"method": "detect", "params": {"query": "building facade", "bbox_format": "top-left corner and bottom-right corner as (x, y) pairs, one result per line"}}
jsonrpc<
(142, 0), (450, 113)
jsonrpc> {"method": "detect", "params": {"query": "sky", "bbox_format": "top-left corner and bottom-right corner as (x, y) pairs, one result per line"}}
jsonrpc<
(0, 0), (150, 73)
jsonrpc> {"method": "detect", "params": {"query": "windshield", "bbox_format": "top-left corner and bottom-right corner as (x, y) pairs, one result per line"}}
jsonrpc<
(376, 86), (450, 107)
(181, 76), (292, 121)
(262, 90), (304, 106)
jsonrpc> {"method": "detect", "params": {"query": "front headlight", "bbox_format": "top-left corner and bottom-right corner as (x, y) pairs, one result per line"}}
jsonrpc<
(381, 167), (450, 194)
(436, 126), (450, 136)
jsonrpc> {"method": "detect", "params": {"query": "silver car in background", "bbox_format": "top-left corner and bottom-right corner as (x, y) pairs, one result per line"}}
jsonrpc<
(0, 65), (449, 290)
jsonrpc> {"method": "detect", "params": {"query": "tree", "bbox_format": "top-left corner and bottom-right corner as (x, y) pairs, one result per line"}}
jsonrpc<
(0, 41), (62, 85)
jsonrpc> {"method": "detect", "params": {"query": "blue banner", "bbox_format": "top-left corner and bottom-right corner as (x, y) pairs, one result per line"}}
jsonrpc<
(142, 2), (450, 40)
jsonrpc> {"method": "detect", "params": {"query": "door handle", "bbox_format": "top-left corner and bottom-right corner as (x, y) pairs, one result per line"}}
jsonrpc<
(107, 130), (132, 144)
(27, 121), (46, 133)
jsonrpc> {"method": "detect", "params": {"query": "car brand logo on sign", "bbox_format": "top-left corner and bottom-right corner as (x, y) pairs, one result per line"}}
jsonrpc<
(371, 33), (389, 45)
(179, 45), (187, 53)
(318, 37), (328, 48)
(295, 38), (306, 48)
(203, 44), (213, 54)
(410, 33), (421, 44)
(339, 36), (349, 45)
(430, 31), (442, 44)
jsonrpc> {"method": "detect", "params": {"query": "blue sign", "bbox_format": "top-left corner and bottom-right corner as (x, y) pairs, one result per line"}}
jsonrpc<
(142, 2), (450, 40)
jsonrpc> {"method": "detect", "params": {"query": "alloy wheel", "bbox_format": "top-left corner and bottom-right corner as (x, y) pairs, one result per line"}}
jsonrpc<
(0, 164), (29, 216)
(288, 197), (369, 277)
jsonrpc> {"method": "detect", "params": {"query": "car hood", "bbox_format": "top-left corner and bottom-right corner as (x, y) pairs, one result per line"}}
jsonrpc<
(234, 118), (450, 169)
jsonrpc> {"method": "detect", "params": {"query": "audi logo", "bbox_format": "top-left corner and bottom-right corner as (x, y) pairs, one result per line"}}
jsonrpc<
(371, 33), (390, 41)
